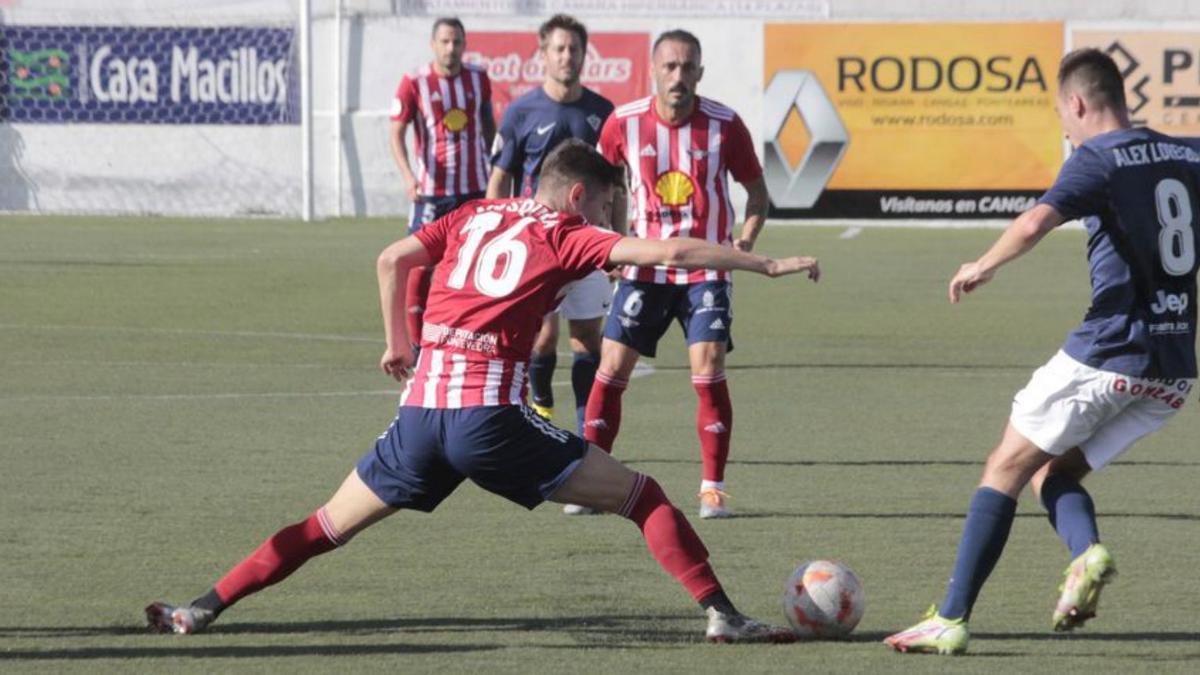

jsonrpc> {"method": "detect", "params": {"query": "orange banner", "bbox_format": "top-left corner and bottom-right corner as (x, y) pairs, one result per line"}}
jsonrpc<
(764, 22), (1063, 214)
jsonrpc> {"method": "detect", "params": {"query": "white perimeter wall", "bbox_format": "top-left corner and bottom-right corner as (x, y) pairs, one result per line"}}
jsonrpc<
(5, 0), (1200, 218)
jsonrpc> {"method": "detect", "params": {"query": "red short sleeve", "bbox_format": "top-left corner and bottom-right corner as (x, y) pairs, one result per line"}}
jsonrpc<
(597, 115), (626, 166)
(722, 114), (763, 184)
(390, 76), (418, 124)
(552, 218), (623, 275)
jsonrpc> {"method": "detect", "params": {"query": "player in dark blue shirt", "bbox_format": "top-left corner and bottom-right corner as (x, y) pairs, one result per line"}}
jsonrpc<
(486, 15), (616, 480)
(490, 84), (613, 199)
(886, 49), (1199, 656)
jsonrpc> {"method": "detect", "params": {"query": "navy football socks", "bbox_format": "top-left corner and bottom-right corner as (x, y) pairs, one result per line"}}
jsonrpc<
(1040, 473), (1099, 559)
(571, 352), (599, 436)
(529, 352), (557, 408)
(940, 487), (1017, 620)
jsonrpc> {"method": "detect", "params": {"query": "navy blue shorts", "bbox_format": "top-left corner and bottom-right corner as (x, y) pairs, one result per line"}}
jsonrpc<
(408, 192), (484, 234)
(603, 280), (733, 358)
(356, 405), (588, 512)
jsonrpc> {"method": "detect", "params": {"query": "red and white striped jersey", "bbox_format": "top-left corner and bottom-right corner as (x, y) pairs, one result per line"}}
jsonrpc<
(391, 62), (493, 197)
(399, 198), (622, 409)
(598, 96), (762, 284)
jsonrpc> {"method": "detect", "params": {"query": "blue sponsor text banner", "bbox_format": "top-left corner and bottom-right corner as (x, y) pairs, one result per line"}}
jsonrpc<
(1, 24), (298, 124)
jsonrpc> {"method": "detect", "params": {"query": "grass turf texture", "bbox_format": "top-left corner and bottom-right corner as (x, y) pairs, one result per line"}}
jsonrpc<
(1, 215), (1197, 673)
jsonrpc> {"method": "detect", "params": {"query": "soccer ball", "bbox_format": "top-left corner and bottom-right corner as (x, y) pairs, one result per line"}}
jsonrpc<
(782, 559), (865, 638)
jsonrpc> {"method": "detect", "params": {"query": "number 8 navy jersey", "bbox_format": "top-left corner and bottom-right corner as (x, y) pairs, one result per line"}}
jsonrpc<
(1039, 128), (1200, 378)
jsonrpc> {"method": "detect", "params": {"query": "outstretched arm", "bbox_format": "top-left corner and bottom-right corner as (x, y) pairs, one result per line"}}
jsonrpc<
(376, 236), (433, 380)
(608, 237), (819, 280)
(949, 203), (1065, 303)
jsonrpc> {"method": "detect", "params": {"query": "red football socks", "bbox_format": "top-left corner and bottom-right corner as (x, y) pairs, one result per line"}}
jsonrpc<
(213, 508), (344, 607)
(583, 370), (627, 452)
(692, 374), (732, 482)
(619, 473), (723, 602)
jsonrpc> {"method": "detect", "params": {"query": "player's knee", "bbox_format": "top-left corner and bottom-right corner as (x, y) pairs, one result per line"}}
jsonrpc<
(599, 345), (638, 379)
(617, 473), (674, 520)
(980, 448), (1044, 496)
(689, 347), (725, 374)
(569, 322), (603, 350)
(533, 327), (558, 355)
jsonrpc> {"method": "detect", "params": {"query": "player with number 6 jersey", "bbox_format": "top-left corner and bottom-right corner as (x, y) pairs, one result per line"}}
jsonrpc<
(145, 140), (820, 644)
(886, 49), (1199, 656)
(586, 29), (775, 519)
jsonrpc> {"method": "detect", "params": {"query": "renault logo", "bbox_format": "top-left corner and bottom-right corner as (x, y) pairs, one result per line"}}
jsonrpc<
(763, 71), (849, 209)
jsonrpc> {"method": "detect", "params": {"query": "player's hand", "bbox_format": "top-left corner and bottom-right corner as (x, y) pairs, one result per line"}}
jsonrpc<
(734, 237), (755, 252)
(606, 265), (625, 281)
(404, 179), (418, 202)
(948, 262), (994, 303)
(380, 345), (416, 382)
(765, 256), (820, 281)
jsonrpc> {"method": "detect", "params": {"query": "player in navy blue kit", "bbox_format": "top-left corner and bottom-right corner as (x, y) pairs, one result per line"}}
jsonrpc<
(886, 49), (1199, 655)
(487, 15), (616, 465)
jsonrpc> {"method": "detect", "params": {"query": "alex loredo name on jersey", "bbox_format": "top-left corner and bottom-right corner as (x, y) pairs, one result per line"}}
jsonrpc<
(88, 45), (289, 105)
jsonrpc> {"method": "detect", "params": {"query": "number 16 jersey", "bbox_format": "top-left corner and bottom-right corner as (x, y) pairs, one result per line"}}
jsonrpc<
(402, 198), (622, 408)
(1038, 128), (1200, 379)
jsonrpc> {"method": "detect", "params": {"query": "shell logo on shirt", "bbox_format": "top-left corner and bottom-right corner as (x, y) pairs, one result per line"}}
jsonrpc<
(443, 108), (468, 132)
(654, 170), (694, 206)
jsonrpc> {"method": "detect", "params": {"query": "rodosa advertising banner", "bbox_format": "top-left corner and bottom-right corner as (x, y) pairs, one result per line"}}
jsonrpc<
(764, 22), (1064, 218)
(0, 25), (298, 124)
(463, 32), (649, 124)
(1072, 28), (1200, 138)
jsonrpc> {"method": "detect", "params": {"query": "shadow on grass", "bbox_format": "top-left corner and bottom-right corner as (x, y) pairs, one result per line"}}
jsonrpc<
(0, 613), (702, 659)
(212, 614), (698, 643)
(0, 643), (500, 660)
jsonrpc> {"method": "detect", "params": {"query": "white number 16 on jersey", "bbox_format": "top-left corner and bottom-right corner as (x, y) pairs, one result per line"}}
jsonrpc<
(446, 211), (532, 298)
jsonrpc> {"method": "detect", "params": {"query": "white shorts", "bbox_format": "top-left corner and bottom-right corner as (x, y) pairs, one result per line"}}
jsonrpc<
(1010, 351), (1194, 469)
(553, 270), (613, 321)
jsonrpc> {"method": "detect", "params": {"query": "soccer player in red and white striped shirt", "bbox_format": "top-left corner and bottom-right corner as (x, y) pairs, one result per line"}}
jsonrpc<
(389, 17), (496, 351)
(145, 140), (818, 643)
(586, 30), (779, 519)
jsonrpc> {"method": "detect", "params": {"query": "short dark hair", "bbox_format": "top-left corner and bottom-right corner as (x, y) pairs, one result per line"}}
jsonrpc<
(538, 139), (621, 195)
(431, 17), (465, 39)
(653, 29), (701, 57)
(539, 13), (587, 50)
(1059, 48), (1127, 111)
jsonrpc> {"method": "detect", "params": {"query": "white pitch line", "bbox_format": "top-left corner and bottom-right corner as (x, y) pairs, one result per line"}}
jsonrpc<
(0, 323), (378, 343)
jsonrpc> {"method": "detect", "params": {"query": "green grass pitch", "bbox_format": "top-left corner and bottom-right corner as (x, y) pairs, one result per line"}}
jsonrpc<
(1, 215), (1197, 672)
